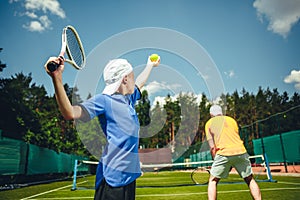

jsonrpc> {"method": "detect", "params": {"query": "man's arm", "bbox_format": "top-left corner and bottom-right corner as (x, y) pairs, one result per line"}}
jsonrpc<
(205, 124), (219, 159)
(135, 55), (160, 90)
(208, 139), (217, 159)
(45, 57), (87, 121)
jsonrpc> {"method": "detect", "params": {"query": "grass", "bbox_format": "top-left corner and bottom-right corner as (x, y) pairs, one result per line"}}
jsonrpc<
(1, 171), (299, 200)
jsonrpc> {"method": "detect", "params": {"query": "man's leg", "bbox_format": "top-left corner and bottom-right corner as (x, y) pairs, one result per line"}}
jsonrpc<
(208, 176), (220, 200)
(244, 175), (261, 200)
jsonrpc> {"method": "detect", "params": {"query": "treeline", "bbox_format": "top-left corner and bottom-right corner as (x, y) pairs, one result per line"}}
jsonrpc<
(0, 73), (88, 156)
(0, 73), (299, 157)
(136, 87), (300, 155)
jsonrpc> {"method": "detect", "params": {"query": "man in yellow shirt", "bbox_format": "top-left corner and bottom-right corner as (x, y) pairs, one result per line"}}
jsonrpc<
(205, 105), (261, 200)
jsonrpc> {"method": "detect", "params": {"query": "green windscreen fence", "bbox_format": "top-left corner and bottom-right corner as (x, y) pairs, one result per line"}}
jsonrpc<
(0, 138), (27, 175)
(189, 150), (212, 167)
(0, 135), (87, 176)
(253, 130), (300, 163)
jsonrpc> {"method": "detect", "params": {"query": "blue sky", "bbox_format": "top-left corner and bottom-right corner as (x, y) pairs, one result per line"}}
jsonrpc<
(1, 0), (300, 104)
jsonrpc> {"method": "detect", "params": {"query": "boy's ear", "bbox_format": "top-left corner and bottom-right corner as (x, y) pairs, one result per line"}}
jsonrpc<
(122, 75), (128, 84)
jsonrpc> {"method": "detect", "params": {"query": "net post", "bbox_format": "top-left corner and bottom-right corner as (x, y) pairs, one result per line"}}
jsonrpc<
(264, 153), (276, 183)
(71, 159), (78, 191)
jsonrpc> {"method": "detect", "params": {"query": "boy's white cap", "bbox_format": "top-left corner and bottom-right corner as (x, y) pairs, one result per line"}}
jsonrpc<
(209, 105), (223, 116)
(102, 59), (133, 95)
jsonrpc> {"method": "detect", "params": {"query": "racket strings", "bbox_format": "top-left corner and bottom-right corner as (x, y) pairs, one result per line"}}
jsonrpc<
(191, 167), (210, 184)
(66, 28), (84, 67)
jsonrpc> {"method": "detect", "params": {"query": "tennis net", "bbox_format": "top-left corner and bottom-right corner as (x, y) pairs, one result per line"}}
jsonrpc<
(71, 154), (275, 190)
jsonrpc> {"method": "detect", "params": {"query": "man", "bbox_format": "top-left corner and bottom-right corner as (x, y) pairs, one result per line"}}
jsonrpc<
(45, 56), (160, 200)
(205, 104), (261, 200)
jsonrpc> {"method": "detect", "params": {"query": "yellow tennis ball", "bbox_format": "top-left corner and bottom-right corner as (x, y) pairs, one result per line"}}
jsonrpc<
(150, 54), (159, 62)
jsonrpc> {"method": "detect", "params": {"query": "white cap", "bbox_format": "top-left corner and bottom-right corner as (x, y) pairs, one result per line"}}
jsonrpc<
(102, 59), (133, 95)
(209, 105), (223, 116)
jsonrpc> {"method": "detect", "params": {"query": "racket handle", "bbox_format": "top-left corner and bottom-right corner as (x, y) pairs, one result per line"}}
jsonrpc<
(47, 61), (59, 72)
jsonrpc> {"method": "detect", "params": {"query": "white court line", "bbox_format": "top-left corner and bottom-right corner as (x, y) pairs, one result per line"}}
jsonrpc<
(136, 187), (300, 197)
(25, 187), (300, 199)
(28, 198), (91, 200)
(20, 181), (87, 200)
(279, 181), (300, 185)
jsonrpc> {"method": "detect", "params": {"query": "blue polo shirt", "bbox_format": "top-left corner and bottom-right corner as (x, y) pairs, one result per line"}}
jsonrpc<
(80, 86), (142, 188)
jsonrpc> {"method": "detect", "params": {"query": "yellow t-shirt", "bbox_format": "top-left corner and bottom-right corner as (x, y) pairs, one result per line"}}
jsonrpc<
(205, 115), (246, 156)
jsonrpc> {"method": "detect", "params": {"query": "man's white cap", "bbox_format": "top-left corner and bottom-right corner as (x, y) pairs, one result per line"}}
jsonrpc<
(209, 105), (223, 116)
(102, 59), (133, 95)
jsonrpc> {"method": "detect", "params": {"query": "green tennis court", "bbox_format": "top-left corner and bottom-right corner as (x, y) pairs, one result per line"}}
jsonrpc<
(1, 171), (299, 200)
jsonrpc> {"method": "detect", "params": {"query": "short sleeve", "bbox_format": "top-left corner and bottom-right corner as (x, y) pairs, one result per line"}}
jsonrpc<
(205, 119), (212, 141)
(129, 86), (141, 105)
(80, 94), (106, 120)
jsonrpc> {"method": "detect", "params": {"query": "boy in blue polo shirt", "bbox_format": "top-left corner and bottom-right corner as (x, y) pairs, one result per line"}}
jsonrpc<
(45, 56), (160, 200)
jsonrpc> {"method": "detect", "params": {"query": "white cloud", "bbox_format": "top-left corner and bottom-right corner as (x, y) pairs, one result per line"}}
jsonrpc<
(9, 0), (20, 3)
(142, 81), (182, 96)
(39, 15), (52, 29)
(253, 0), (300, 38)
(10, 0), (66, 32)
(151, 93), (204, 109)
(22, 15), (52, 33)
(24, 0), (66, 19)
(284, 69), (300, 90)
(143, 81), (201, 108)
(152, 96), (170, 107)
(23, 21), (45, 32)
(25, 11), (38, 19)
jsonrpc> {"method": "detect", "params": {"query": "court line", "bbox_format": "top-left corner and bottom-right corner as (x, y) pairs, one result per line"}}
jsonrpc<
(20, 181), (87, 200)
(279, 181), (300, 186)
(28, 198), (91, 200)
(25, 187), (300, 199)
(136, 187), (300, 197)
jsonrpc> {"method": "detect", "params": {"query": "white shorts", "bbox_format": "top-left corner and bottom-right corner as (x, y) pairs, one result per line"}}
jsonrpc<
(210, 153), (253, 179)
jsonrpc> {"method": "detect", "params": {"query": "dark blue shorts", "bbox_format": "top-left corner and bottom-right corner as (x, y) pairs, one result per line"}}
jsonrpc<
(94, 179), (136, 200)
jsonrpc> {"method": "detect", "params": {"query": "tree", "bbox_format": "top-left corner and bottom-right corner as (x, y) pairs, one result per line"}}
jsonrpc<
(0, 73), (43, 140)
(0, 73), (88, 154)
(1, 68), (299, 157)
(136, 90), (151, 126)
(0, 48), (7, 72)
(196, 93), (210, 143)
(174, 93), (199, 156)
(136, 90), (152, 148)
(144, 101), (167, 148)
(163, 94), (180, 148)
(281, 92), (300, 133)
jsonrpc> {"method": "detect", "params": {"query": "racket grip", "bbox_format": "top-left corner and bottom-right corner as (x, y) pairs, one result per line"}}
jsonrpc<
(47, 61), (59, 72)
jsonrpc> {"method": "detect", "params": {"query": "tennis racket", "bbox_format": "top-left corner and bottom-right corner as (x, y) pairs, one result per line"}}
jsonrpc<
(47, 25), (86, 72)
(191, 167), (210, 185)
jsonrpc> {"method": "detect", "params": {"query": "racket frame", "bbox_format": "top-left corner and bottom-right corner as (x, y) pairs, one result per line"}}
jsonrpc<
(47, 25), (85, 72)
(64, 25), (86, 70)
(191, 166), (210, 185)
